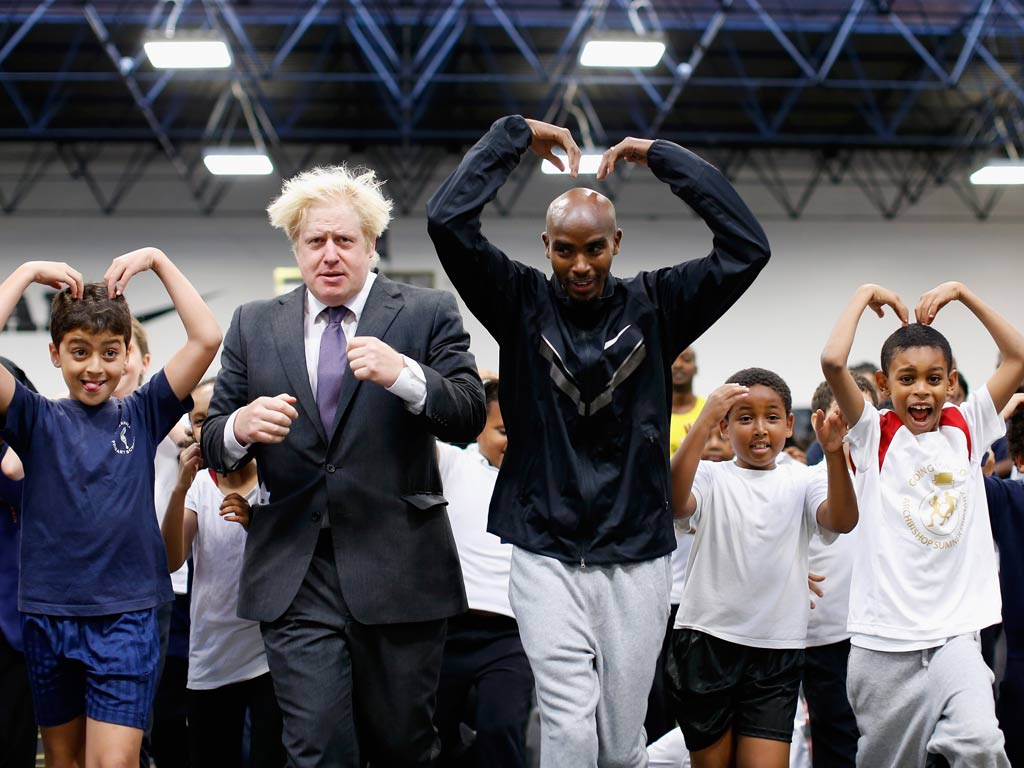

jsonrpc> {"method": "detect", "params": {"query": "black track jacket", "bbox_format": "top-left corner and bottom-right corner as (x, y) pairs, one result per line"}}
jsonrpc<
(426, 116), (770, 566)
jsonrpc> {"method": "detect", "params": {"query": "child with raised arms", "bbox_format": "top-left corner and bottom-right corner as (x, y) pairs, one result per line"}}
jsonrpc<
(821, 281), (1024, 767)
(666, 367), (858, 768)
(0, 251), (221, 767)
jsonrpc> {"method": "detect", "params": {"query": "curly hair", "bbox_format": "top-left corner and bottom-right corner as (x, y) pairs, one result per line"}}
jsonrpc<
(726, 367), (792, 414)
(1007, 403), (1024, 464)
(50, 283), (131, 348)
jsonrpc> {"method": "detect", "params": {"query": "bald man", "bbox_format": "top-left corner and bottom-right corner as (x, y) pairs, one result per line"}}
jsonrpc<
(427, 116), (770, 767)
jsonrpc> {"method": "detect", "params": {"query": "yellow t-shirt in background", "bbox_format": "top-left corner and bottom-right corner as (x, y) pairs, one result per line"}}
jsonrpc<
(669, 395), (706, 455)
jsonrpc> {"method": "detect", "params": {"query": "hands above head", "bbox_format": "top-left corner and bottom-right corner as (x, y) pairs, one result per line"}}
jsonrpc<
(219, 492), (251, 530)
(104, 247), (166, 298)
(234, 394), (299, 445)
(176, 442), (202, 491)
(22, 262), (84, 298)
(348, 337), (405, 388)
(812, 403), (849, 454)
(597, 137), (655, 180)
(915, 281), (965, 326)
(524, 118), (581, 177)
(858, 284), (909, 325)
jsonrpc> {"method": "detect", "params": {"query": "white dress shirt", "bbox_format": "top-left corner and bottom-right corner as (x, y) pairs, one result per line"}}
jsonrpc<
(222, 272), (427, 462)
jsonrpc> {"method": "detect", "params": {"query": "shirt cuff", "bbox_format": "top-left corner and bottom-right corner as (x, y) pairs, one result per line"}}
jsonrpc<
(387, 356), (427, 414)
(223, 410), (251, 463)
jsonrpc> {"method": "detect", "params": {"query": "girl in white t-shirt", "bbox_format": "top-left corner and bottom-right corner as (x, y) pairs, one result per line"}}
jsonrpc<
(666, 368), (858, 768)
(161, 381), (285, 768)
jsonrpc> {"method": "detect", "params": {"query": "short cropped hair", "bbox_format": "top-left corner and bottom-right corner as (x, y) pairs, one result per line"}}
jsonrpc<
(1008, 403), (1024, 463)
(130, 317), (149, 358)
(880, 323), (953, 376)
(50, 283), (131, 348)
(267, 165), (393, 266)
(727, 367), (792, 414)
(483, 378), (499, 406)
(811, 373), (878, 414)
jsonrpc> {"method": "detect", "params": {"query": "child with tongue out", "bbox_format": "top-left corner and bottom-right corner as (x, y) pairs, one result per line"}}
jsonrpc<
(821, 282), (1024, 767)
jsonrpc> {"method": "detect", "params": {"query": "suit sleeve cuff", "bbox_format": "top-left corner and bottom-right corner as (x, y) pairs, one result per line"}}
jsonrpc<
(387, 356), (427, 414)
(223, 410), (251, 462)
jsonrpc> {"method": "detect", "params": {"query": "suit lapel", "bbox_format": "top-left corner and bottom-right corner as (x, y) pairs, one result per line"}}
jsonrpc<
(329, 274), (405, 438)
(271, 286), (327, 445)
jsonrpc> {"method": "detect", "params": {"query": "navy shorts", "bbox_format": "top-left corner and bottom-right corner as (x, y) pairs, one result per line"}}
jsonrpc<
(21, 608), (161, 730)
(666, 628), (803, 752)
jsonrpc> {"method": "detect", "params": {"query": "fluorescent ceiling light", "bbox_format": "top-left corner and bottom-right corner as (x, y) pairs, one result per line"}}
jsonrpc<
(144, 39), (232, 69)
(202, 149), (273, 176)
(969, 159), (1024, 185)
(541, 152), (604, 176)
(580, 37), (666, 68)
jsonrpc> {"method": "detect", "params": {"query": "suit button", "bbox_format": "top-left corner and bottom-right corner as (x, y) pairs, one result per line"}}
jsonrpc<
(311, 510), (321, 521)
(325, 463), (336, 473)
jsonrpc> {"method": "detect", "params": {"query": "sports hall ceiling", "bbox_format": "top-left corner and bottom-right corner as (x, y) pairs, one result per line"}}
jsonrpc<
(0, 0), (1022, 218)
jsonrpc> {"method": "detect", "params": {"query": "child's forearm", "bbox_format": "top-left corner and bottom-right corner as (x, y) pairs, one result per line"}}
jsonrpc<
(821, 285), (880, 427)
(670, 418), (713, 518)
(821, 286), (873, 377)
(820, 448), (858, 533)
(160, 485), (190, 572)
(957, 284), (1024, 409)
(958, 284), (1023, 358)
(151, 250), (221, 352)
(0, 266), (36, 331)
(147, 249), (222, 400)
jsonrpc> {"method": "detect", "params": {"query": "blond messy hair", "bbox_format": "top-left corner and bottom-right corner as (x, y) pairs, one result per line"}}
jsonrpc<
(267, 165), (393, 266)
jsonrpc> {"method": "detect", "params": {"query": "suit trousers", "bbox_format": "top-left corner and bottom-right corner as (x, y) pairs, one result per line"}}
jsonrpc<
(260, 529), (447, 768)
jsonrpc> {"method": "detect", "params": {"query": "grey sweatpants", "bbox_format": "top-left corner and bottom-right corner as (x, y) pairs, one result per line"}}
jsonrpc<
(509, 547), (671, 768)
(847, 633), (1009, 768)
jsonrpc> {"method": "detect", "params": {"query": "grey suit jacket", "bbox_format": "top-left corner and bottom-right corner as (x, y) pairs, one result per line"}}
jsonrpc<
(201, 275), (485, 624)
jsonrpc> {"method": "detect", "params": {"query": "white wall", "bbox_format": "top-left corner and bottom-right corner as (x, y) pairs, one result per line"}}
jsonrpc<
(1, 166), (1021, 407)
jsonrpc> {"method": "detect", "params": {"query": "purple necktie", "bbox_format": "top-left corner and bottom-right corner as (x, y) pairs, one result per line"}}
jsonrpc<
(316, 305), (348, 432)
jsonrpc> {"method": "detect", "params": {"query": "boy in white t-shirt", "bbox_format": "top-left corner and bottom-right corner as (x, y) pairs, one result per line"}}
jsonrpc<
(161, 380), (285, 768)
(667, 367), (859, 768)
(821, 281), (1024, 767)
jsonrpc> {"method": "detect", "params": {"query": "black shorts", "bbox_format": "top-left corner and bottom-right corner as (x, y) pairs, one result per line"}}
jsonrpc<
(666, 628), (803, 752)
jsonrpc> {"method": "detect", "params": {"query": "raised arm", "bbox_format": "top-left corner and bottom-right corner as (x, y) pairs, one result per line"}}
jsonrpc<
(670, 383), (748, 518)
(624, 138), (771, 353)
(426, 116), (578, 340)
(822, 284), (909, 427)
(813, 404), (859, 533)
(0, 262), (83, 414)
(105, 247), (222, 401)
(916, 282), (1024, 412)
(161, 442), (200, 572)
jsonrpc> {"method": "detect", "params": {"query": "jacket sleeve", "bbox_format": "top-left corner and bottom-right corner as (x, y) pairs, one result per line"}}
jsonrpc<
(638, 140), (771, 355)
(201, 304), (254, 474)
(426, 115), (542, 344)
(418, 290), (487, 443)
